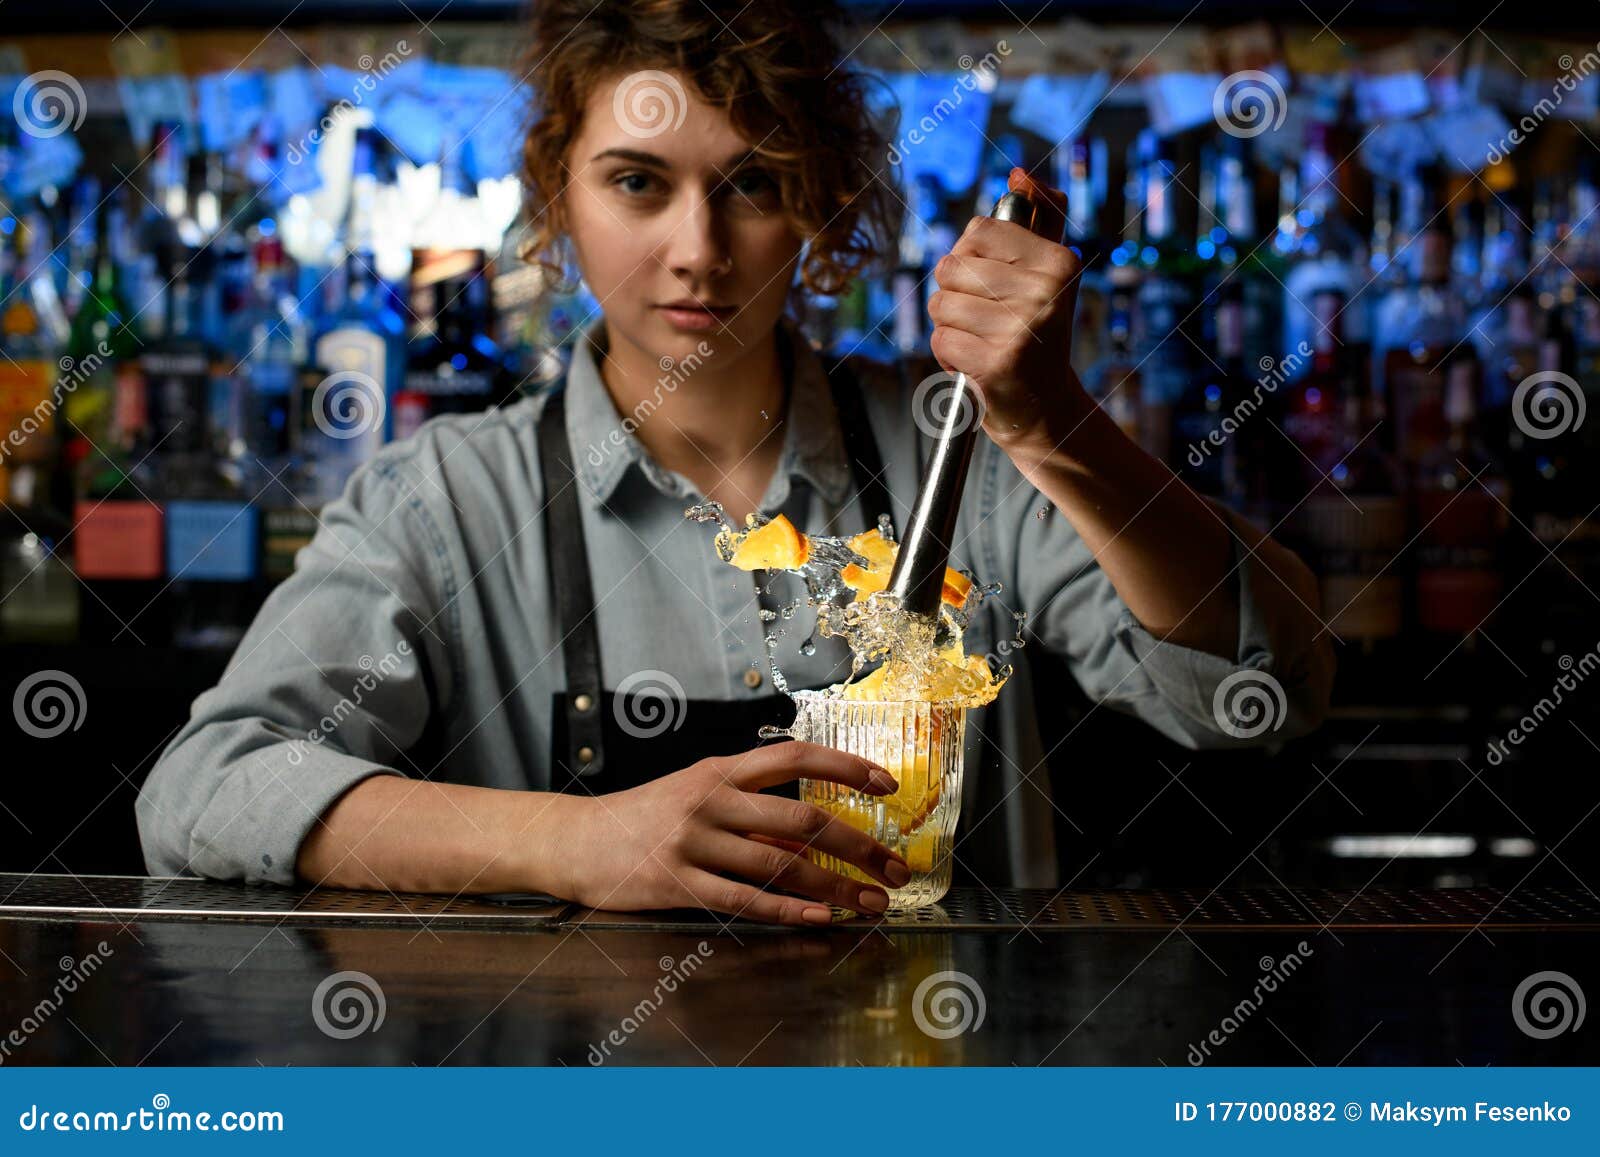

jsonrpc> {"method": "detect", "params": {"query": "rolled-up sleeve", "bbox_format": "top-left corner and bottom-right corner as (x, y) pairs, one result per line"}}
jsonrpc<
(974, 439), (1334, 749)
(136, 454), (452, 885)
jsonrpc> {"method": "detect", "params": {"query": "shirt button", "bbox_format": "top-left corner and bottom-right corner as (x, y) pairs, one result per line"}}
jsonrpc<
(743, 668), (763, 689)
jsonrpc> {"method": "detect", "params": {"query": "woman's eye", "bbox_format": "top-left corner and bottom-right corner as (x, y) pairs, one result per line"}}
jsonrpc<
(725, 170), (778, 202)
(612, 171), (662, 196)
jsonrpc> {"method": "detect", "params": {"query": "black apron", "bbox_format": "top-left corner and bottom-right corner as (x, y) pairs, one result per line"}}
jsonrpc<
(537, 355), (894, 803)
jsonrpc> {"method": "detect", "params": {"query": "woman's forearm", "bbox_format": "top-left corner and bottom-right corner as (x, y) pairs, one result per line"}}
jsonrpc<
(996, 381), (1242, 659)
(294, 774), (587, 897)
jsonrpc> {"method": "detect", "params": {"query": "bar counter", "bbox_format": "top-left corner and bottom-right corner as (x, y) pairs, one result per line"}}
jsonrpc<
(1, 874), (1596, 1066)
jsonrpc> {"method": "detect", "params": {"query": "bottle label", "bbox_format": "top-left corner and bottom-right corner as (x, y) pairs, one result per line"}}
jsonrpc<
(74, 500), (164, 579)
(0, 360), (54, 463)
(165, 500), (259, 582)
(402, 369), (495, 397)
(262, 507), (319, 581)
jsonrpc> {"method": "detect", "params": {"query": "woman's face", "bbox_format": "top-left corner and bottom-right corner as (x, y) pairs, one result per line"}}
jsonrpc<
(560, 69), (804, 367)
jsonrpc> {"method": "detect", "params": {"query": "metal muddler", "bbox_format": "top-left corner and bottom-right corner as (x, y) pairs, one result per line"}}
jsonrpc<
(884, 189), (1063, 624)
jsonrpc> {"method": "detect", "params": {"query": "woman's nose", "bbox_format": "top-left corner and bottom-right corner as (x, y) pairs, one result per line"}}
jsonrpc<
(662, 195), (733, 281)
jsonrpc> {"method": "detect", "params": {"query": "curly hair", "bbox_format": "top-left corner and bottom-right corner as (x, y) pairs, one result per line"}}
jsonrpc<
(518, 0), (903, 297)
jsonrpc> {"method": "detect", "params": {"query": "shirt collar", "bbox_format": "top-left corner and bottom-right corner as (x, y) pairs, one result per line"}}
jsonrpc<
(565, 313), (854, 510)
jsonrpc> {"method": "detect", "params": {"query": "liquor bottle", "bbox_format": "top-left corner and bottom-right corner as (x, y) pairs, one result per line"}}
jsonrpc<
(399, 254), (515, 432)
(1281, 290), (1349, 481)
(1413, 348), (1507, 636)
(309, 127), (405, 501)
(1172, 280), (1237, 497)
(1282, 120), (1367, 386)
(1084, 281), (1143, 450)
(1381, 163), (1458, 467)
(62, 194), (143, 470)
(223, 221), (307, 486)
(1130, 130), (1196, 465)
(0, 213), (78, 642)
(1289, 296), (1407, 648)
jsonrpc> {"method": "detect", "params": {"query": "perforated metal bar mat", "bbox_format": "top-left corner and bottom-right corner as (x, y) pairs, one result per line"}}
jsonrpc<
(0, 873), (572, 928)
(570, 886), (1600, 931)
(3, 877), (1598, 932)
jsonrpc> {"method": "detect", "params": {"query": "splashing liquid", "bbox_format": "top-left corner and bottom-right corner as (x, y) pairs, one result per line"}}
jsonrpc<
(684, 503), (1013, 736)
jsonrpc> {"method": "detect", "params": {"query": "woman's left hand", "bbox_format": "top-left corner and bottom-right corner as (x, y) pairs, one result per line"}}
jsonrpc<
(927, 167), (1091, 452)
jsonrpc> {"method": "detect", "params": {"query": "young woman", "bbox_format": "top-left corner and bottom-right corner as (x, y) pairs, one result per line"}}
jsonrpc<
(137, 0), (1333, 925)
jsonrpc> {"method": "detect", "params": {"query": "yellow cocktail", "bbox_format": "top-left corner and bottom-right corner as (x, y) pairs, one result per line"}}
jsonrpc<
(790, 691), (967, 909)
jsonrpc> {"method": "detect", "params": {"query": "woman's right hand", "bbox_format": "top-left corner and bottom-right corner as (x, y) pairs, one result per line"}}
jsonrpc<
(553, 741), (913, 925)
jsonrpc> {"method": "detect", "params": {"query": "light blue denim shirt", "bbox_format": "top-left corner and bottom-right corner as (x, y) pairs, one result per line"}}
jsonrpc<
(137, 314), (1334, 890)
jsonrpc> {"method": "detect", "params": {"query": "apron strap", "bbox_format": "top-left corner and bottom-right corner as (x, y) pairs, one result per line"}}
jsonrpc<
(537, 388), (607, 779)
(536, 351), (894, 782)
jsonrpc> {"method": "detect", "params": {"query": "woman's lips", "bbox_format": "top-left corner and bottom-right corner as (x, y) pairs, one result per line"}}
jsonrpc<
(656, 303), (735, 332)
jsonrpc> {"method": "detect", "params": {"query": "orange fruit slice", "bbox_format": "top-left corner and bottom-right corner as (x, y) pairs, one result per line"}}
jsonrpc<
(841, 529), (972, 609)
(726, 513), (809, 571)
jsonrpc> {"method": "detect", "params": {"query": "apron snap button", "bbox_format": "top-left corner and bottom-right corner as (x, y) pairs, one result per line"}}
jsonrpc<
(573, 692), (594, 712)
(743, 668), (763, 689)
(577, 745), (596, 764)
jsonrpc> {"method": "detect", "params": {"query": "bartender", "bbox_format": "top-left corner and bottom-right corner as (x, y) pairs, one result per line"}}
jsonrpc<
(137, 0), (1334, 924)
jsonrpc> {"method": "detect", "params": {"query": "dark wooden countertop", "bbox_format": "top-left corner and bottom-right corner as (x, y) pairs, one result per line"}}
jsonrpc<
(2, 875), (1597, 1066)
